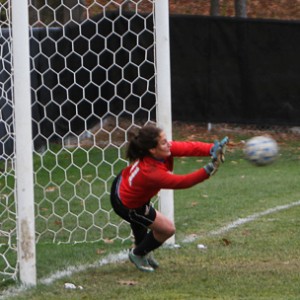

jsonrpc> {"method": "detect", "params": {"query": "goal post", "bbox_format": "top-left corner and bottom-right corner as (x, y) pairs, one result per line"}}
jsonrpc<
(154, 0), (175, 245)
(12, 0), (37, 286)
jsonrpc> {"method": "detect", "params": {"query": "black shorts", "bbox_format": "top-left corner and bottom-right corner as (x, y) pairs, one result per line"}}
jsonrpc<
(110, 174), (157, 228)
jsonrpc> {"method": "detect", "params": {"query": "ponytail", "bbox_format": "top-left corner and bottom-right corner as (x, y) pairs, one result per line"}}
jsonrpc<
(126, 125), (162, 162)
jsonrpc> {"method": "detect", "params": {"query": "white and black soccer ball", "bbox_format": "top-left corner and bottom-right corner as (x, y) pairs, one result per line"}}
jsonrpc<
(244, 136), (279, 166)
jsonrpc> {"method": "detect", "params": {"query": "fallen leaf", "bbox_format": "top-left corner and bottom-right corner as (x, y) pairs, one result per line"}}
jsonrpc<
(46, 186), (57, 192)
(96, 249), (106, 255)
(103, 238), (114, 244)
(221, 238), (231, 246)
(54, 220), (62, 226)
(118, 280), (138, 286)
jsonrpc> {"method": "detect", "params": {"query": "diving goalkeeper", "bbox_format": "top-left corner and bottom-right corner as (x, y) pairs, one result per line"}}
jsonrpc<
(110, 124), (228, 272)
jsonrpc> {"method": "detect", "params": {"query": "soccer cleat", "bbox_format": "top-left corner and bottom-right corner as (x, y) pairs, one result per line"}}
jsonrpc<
(147, 252), (159, 269)
(129, 249), (154, 272)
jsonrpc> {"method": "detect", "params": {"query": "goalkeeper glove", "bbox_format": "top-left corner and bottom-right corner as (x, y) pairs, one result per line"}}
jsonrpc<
(210, 136), (229, 163)
(204, 161), (219, 176)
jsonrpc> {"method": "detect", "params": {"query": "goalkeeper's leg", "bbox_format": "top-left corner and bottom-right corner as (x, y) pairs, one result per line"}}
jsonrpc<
(131, 224), (159, 269)
(128, 209), (175, 271)
(132, 211), (175, 256)
(131, 223), (148, 246)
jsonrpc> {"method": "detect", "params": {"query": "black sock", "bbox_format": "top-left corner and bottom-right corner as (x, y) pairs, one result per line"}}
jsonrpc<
(133, 231), (162, 256)
(131, 224), (148, 246)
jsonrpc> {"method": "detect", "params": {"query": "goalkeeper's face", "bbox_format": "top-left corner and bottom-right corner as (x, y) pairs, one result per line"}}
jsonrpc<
(149, 131), (171, 160)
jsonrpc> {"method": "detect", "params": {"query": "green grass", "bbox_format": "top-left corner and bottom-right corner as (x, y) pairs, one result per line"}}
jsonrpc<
(1, 129), (300, 299)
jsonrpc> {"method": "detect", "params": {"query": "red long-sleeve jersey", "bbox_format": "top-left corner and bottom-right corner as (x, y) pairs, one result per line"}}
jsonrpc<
(118, 141), (213, 208)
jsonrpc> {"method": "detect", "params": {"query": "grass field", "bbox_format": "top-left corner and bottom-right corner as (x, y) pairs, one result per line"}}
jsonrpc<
(1, 123), (300, 299)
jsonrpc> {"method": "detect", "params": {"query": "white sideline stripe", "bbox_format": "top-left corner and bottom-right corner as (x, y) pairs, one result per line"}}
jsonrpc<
(40, 250), (129, 285)
(0, 251), (129, 299)
(182, 200), (300, 243)
(209, 200), (300, 236)
(1, 200), (300, 299)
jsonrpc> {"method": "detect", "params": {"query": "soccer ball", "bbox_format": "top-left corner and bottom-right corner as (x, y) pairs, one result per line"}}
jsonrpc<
(244, 136), (279, 166)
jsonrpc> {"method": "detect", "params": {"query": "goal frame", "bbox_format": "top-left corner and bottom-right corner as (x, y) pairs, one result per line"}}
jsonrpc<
(11, 0), (173, 286)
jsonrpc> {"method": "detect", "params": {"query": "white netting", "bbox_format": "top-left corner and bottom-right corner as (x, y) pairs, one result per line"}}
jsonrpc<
(0, 0), (159, 281)
(30, 0), (157, 242)
(0, 0), (18, 281)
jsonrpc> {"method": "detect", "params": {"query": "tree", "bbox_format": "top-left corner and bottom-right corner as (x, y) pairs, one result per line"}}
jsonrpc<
(210, 0), (247, 18)
(210, 0), (220, 16)
(235, 0), (247, 18)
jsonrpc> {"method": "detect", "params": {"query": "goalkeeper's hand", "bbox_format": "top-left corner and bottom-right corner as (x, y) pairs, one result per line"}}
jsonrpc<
(204, 160), (220, 176)
(210, 136), (229, 163)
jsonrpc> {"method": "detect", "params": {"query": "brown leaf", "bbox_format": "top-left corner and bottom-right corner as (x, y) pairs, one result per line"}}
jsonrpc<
(118, 280), (138, 286)
(46, 186), (57, 192)
(96, 249), (106, 255)
(221, 238), (231, 246)
(54, 220), (62, 226)
(103, 238), (114, 244)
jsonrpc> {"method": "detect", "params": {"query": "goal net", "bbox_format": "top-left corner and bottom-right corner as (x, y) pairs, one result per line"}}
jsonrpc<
(0, 0), (173, 283)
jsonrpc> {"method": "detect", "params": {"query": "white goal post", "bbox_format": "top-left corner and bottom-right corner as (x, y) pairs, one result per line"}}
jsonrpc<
(154, 0), (175, 245)
(12, 0), (37, 286)
(1, 0), (174, 285)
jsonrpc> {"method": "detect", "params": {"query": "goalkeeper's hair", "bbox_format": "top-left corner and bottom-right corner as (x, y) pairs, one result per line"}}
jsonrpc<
(126, 124), (162, 162)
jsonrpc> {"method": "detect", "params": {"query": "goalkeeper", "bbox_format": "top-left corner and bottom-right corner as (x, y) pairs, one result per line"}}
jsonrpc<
(110, 124), (228, 272)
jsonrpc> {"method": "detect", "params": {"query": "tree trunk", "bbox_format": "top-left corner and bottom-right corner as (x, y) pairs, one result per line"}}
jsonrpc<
(235, 0), (247, 18)
(210, 0), (220, 16)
